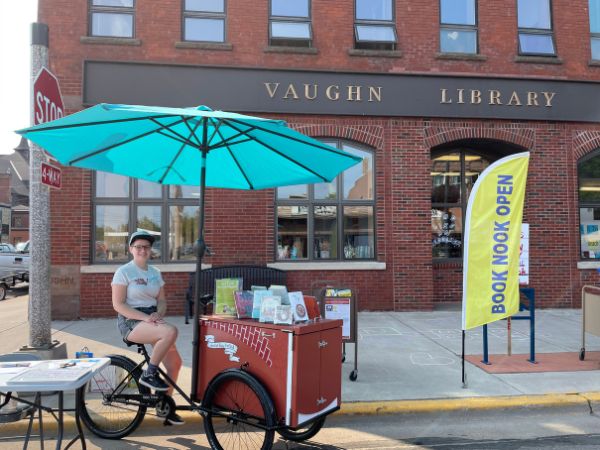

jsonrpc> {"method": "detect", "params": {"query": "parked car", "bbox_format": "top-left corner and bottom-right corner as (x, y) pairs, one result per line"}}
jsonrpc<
(15, 241), (30, 253)
(0, 243), (30, 273)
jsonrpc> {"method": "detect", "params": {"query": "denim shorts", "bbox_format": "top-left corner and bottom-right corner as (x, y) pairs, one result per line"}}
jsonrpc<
(117, 306), (157, 339)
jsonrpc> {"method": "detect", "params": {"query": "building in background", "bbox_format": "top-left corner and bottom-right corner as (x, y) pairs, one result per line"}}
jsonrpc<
(38, 0), (600, 319)
(0, 138), (29, 245)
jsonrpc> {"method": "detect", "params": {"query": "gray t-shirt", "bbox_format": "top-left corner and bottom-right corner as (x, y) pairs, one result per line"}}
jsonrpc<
(111, 261), (165, 308)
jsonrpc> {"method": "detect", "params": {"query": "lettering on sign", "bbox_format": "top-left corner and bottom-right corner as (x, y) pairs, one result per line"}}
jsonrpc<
(440, 88), (556, 107)
(41, 162), (62, 189)
(264, 82), (383, 102)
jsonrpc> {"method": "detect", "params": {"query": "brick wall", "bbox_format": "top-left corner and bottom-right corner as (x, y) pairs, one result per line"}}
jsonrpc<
(39, 1), (600, 317)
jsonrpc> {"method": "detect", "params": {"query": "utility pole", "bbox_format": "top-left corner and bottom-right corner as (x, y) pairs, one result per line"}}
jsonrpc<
(22, 22), (65, 358)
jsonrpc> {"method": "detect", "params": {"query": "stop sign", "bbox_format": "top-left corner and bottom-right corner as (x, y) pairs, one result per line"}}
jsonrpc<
(33, 67), (64, 125)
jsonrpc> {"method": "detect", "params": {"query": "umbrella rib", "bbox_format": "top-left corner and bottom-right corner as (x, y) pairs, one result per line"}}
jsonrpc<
(68, 116), (194, 165)
(151, 118), (202, 149)
(181, 117), (203, 147)
(213, 126), (255, 190)
(157, 117), (203, 184)
(227, 117), (361, 160)
(224, 119), (329, 182)
(22, 113), (180, 133)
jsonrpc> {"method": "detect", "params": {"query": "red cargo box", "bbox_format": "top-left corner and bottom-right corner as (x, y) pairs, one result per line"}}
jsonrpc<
(198, 316), (342, 427)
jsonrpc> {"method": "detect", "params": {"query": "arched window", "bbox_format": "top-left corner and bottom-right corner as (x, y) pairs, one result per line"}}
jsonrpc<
(276, 139), (375, 261)
(432, 149), (491, 259)
(578, 150), (600, 259)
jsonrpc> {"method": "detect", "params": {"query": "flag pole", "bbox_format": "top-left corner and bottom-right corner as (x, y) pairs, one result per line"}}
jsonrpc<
(462, 330), (467, 387)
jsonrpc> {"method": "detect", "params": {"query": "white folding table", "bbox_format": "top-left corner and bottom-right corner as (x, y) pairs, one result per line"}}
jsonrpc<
(0, 357), (110, 450)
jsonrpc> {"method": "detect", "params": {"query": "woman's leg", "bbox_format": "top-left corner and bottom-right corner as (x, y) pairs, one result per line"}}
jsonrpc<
(127, 322), (179, 366)
(162, 346), (183, 396)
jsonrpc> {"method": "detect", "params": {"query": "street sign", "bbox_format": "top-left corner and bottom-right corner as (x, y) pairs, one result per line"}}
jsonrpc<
(33, 67), (64, 125)
(41, 162), (62, 189)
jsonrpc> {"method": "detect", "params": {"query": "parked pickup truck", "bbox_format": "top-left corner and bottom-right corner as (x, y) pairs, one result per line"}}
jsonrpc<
(0, 243), (30, 273)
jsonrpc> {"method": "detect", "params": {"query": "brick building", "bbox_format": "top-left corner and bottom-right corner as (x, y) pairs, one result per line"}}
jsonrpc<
(38, 0), (600, 319)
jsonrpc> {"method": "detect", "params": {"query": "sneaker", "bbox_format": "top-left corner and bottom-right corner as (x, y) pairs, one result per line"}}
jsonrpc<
(139, 371), (169, 391)
(165, 412), (185, 426)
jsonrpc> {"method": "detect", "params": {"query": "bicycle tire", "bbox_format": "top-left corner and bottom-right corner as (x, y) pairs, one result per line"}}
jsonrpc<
(203, 369), (276, 450)
(77, 355), (149, 439)
(277, 416), (326, 442)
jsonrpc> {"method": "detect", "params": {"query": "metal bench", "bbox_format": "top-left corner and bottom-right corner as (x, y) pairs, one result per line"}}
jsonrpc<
(184, 265), (287, 324)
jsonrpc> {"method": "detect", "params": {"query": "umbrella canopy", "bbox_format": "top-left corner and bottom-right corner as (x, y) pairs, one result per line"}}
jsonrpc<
(17, 103), (361, 401)
(16, 103), (361, 189)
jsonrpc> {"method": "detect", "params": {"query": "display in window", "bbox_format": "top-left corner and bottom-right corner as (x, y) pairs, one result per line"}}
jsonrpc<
(581, 208), (600, 258)
(431, 207), (462, 258)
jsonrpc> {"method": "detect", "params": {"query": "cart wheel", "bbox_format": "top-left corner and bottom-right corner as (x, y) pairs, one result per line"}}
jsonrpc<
(349, 370), (358, 382)
(277, 416), (326, 442)
(77, 355), (149, 439)
(155, 395), (176, 418)
(0, 284), (6, 301)
(203, 369), (276, 450)
(580, 348), (586, 361)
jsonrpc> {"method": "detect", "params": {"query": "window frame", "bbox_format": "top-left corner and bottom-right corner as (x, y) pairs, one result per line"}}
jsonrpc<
(275, 139), (376, 262)
(578, 149), (600, 260)
(439, 0), (479, 54)
(91, 174), (201, 264)
(590, 0), (600, 60)
(88, 0), (136, 38)
(269, 0), (312, 47)
(182, 0), (227, 43)
(516, 0), (557, 56)
(353, 0), (397, 51)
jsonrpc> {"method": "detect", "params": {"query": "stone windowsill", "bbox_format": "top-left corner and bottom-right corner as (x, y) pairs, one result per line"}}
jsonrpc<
(577, 261), (600, 270)
(347, 49), (402, 58)
(175, 41), (233, 51)
(81, 263), (206, 274)
(589, 60), (600, 67)
(263, 46), (318, 55)
(435, 52), (487, 61)
(267, 261), (386, 271)
(514, 55), (563, 65)
(80, 36), (141, 46)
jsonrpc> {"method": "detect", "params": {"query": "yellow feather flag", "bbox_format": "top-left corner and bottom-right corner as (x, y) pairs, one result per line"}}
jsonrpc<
(461, 152), (530, 330)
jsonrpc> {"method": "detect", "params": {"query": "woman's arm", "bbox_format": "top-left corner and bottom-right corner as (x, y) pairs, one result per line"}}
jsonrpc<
(156, 287), (167, 317)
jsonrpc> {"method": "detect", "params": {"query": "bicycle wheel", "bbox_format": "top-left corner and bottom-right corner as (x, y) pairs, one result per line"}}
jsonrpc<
(277, 416), (326, 442)
(203, 369), (276, 450)
(77, 355), (149, 439)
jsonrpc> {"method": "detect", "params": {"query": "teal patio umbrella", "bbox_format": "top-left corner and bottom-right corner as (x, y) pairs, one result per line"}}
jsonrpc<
(16, 103), (361, 397)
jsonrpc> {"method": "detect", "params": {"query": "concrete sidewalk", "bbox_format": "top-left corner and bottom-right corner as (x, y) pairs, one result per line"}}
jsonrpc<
(3, 293), (600, 418)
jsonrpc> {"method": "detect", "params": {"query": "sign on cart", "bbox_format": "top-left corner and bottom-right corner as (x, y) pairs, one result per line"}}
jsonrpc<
(41, 162), (61, 189)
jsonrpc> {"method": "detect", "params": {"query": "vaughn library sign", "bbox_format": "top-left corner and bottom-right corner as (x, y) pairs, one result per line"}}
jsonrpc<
(84, 61), (600, 123)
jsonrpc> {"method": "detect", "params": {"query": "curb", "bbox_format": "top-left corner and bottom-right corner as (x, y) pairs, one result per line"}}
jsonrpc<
(1, 392), (598, 436)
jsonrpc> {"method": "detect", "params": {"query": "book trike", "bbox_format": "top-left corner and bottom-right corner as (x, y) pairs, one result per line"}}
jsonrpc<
(78, 293), (343, 450)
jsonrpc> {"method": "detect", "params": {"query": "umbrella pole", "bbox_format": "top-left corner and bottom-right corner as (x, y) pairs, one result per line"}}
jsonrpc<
(191, 136), (208, 403)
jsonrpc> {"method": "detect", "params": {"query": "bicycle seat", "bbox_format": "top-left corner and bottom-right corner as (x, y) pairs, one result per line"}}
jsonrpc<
(123, 337), (145, 348)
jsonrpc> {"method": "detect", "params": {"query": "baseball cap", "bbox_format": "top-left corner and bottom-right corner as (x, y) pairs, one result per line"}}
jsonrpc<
(128, 231), (156, 246)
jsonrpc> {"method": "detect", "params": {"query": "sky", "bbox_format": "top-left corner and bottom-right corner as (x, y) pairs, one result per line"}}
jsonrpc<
(0, 2), (38, 155)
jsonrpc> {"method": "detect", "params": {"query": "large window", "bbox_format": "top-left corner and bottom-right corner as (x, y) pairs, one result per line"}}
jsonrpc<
(93, 172), (200, 263)
(89, 0), (135, 38)
(578, 151), (600, 259)
(269, 0), (312, 47)
(354, 0), (397, 50)
(431, 150), (490, 259)
(590, 0), (600, 60)
(440, 0), (477, 54)
(517, 0), (556, 56)
(276, 140), (375, 261)
(183, 0), (226, 43)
